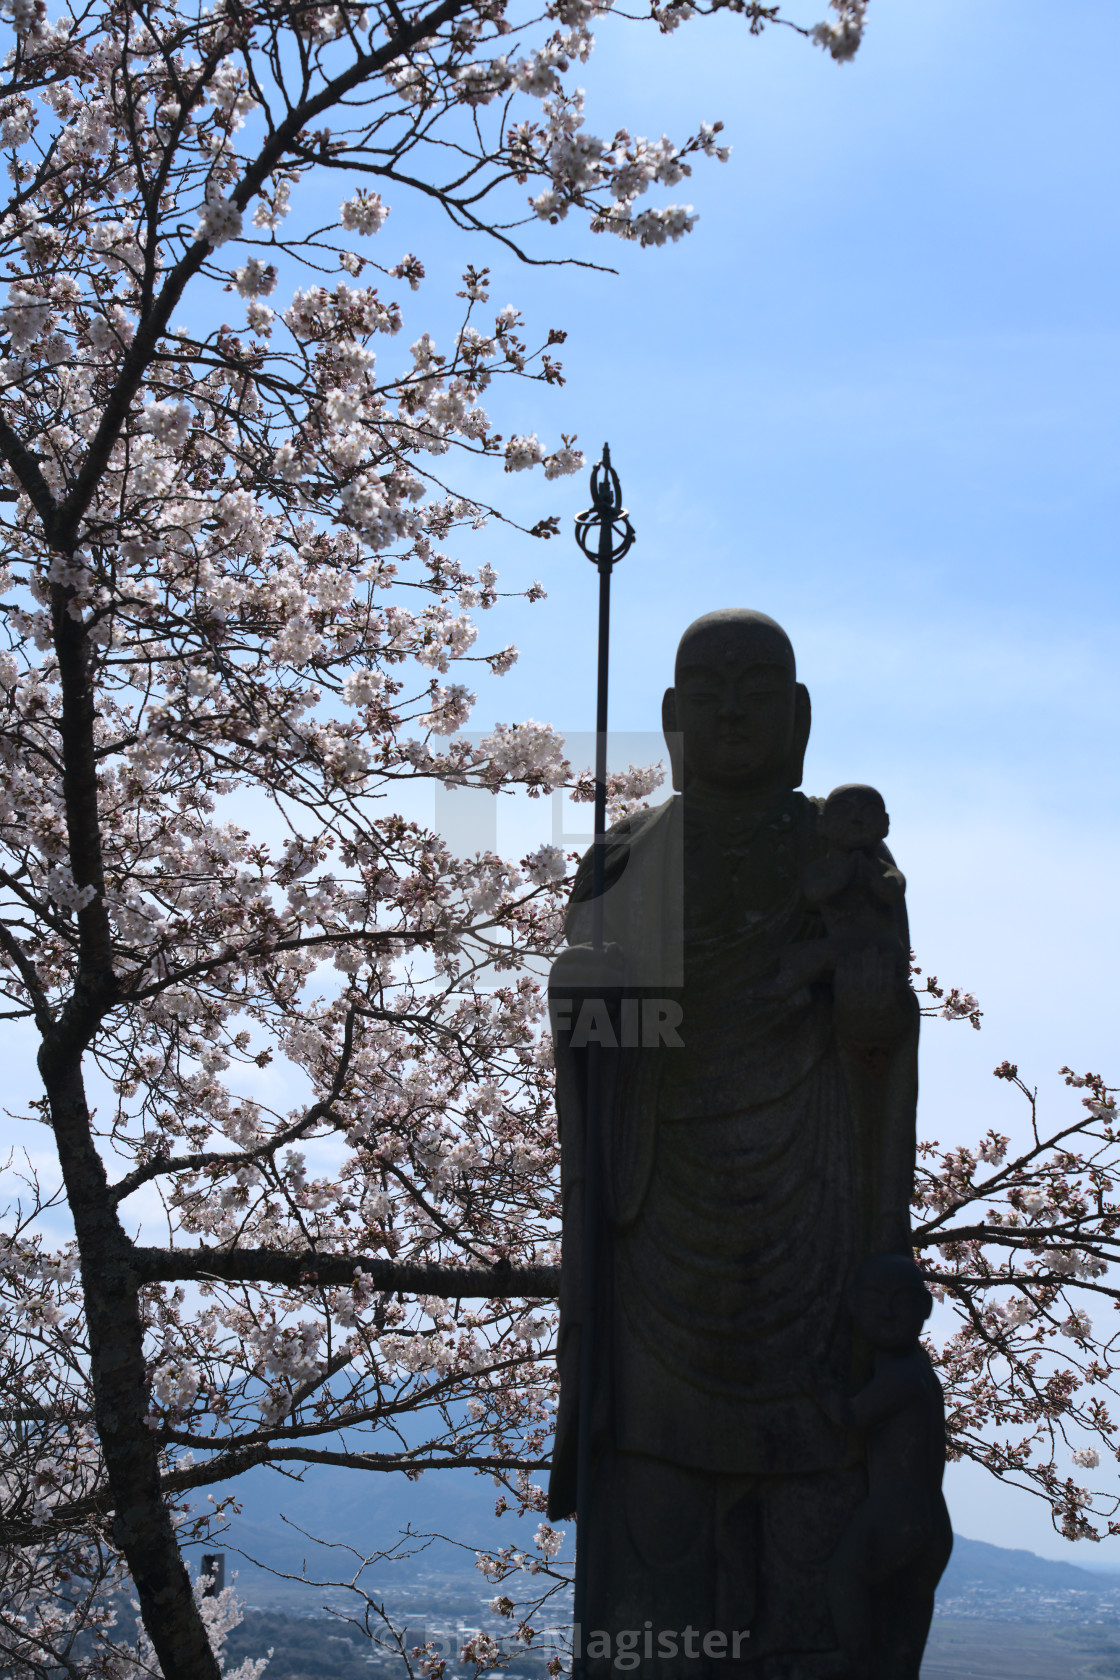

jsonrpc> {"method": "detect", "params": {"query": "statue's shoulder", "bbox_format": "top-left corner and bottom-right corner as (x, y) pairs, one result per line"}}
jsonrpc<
(567, 801), (671, 906)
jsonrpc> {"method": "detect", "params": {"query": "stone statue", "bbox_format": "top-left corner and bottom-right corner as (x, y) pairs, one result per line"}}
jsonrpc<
(818, 1254), (953, 1680)
(547, 609), (949, 1678)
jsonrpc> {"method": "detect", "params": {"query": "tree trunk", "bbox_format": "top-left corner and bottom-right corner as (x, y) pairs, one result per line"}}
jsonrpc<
(41, 1057), (223, 1680)
(43, 582), (222, 1679)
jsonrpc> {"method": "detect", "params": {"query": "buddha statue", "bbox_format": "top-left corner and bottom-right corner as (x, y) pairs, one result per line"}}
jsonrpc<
(548, 609), (939, 1678)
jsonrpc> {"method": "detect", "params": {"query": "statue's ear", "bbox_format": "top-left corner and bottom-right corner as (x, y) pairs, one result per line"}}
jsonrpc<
(662, 688), (684, 791)
(788, 682), (811, 789)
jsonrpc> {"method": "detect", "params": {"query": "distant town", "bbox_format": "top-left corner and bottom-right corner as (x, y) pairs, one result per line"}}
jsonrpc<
(936, 1574), (1120, 1626)
(211, 1538), (1120, 1680)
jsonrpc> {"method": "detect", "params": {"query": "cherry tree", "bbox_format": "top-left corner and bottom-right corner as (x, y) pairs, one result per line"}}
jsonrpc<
(899, 976), (1120, 1543)
(914, 1055), (1120, 1544)
(0, 0), (872, 1673)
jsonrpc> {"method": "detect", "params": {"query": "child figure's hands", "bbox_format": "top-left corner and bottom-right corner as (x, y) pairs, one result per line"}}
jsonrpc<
(803, 849), (857, 907)
(813, 1369), (853, 1428)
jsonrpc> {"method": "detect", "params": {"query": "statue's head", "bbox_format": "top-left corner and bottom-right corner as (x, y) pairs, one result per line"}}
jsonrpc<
(821, 784), (890, 852)
(849, 1253), (932, 1351)
(661, 609), (811, 796)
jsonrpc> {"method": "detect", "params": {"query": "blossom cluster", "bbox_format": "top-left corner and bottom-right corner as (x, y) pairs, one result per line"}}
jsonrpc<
(810, 0), (867, 61)
(913, 1058), (1120, 1542)
(570, 760), (666, 823)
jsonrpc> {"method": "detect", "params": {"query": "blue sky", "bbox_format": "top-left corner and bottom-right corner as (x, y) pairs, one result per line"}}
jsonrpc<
(452, 0), (1120, 1559)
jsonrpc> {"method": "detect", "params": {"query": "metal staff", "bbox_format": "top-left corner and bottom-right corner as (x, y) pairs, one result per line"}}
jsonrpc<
(571, 444), (635, 1676)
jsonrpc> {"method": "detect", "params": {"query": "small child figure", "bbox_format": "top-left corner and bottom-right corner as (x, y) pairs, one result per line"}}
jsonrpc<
(818, 1253), (953, 1680)
(756, 784), (907, 1006)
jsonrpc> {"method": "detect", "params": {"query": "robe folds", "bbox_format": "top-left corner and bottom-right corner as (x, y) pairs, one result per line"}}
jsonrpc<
(548, 790), (918, 1676)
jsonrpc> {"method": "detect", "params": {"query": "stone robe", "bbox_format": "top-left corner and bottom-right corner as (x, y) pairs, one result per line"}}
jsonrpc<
(549, 788), (918, 1677)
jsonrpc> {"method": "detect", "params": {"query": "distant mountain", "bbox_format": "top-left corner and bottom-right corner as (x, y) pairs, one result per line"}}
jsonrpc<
(940, 1534), (1118, 1595)
(184, 1463), (1120, 1606)
(184, 1461), (559, 1592)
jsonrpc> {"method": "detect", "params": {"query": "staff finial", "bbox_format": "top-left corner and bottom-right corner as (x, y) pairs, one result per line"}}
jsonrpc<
(575, 441), (635, 571)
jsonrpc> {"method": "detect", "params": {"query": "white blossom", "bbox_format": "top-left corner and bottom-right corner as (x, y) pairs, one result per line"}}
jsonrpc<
(197, 194), (244, 247)
(0, 96), (35, 146)
(998, 1296), (1035, 1329)
(151, 1359), (200, 1410)
(139, 400), (192, 446)
(627, 203), (698, 246)
(477, 721), (569, 792)
(811, 0), (868, 62)
(340, 191), (389, 235)
(543, 441), (584, 479)
(231, 257), (278, 297)
(504, 433), (545, 472)
(533, 1521), (564, 1559)
(45, 864), (97, 912)
(524, 843), (566, 884)
(272, 442), (303, 481)
(0, 284), (50, 352)
(421, 682), (475, 734)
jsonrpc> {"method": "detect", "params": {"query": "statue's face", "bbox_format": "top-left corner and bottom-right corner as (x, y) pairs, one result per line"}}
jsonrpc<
(673, 654), (797, 793)
(822, 792), (889, 851)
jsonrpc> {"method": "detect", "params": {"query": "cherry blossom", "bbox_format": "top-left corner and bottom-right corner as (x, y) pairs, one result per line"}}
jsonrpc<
(811, 0), (867, 62)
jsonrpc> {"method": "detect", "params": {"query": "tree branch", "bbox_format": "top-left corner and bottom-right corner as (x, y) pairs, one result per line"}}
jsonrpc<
(0, 920), (53, 1033)
(132, 1246), (560, 1297)
(0, 1447), (550, 1546)
(51, 0), (471, 552)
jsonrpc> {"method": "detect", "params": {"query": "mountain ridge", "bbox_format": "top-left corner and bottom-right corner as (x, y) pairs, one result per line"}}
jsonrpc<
(181, 1464), (1120, 1601)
